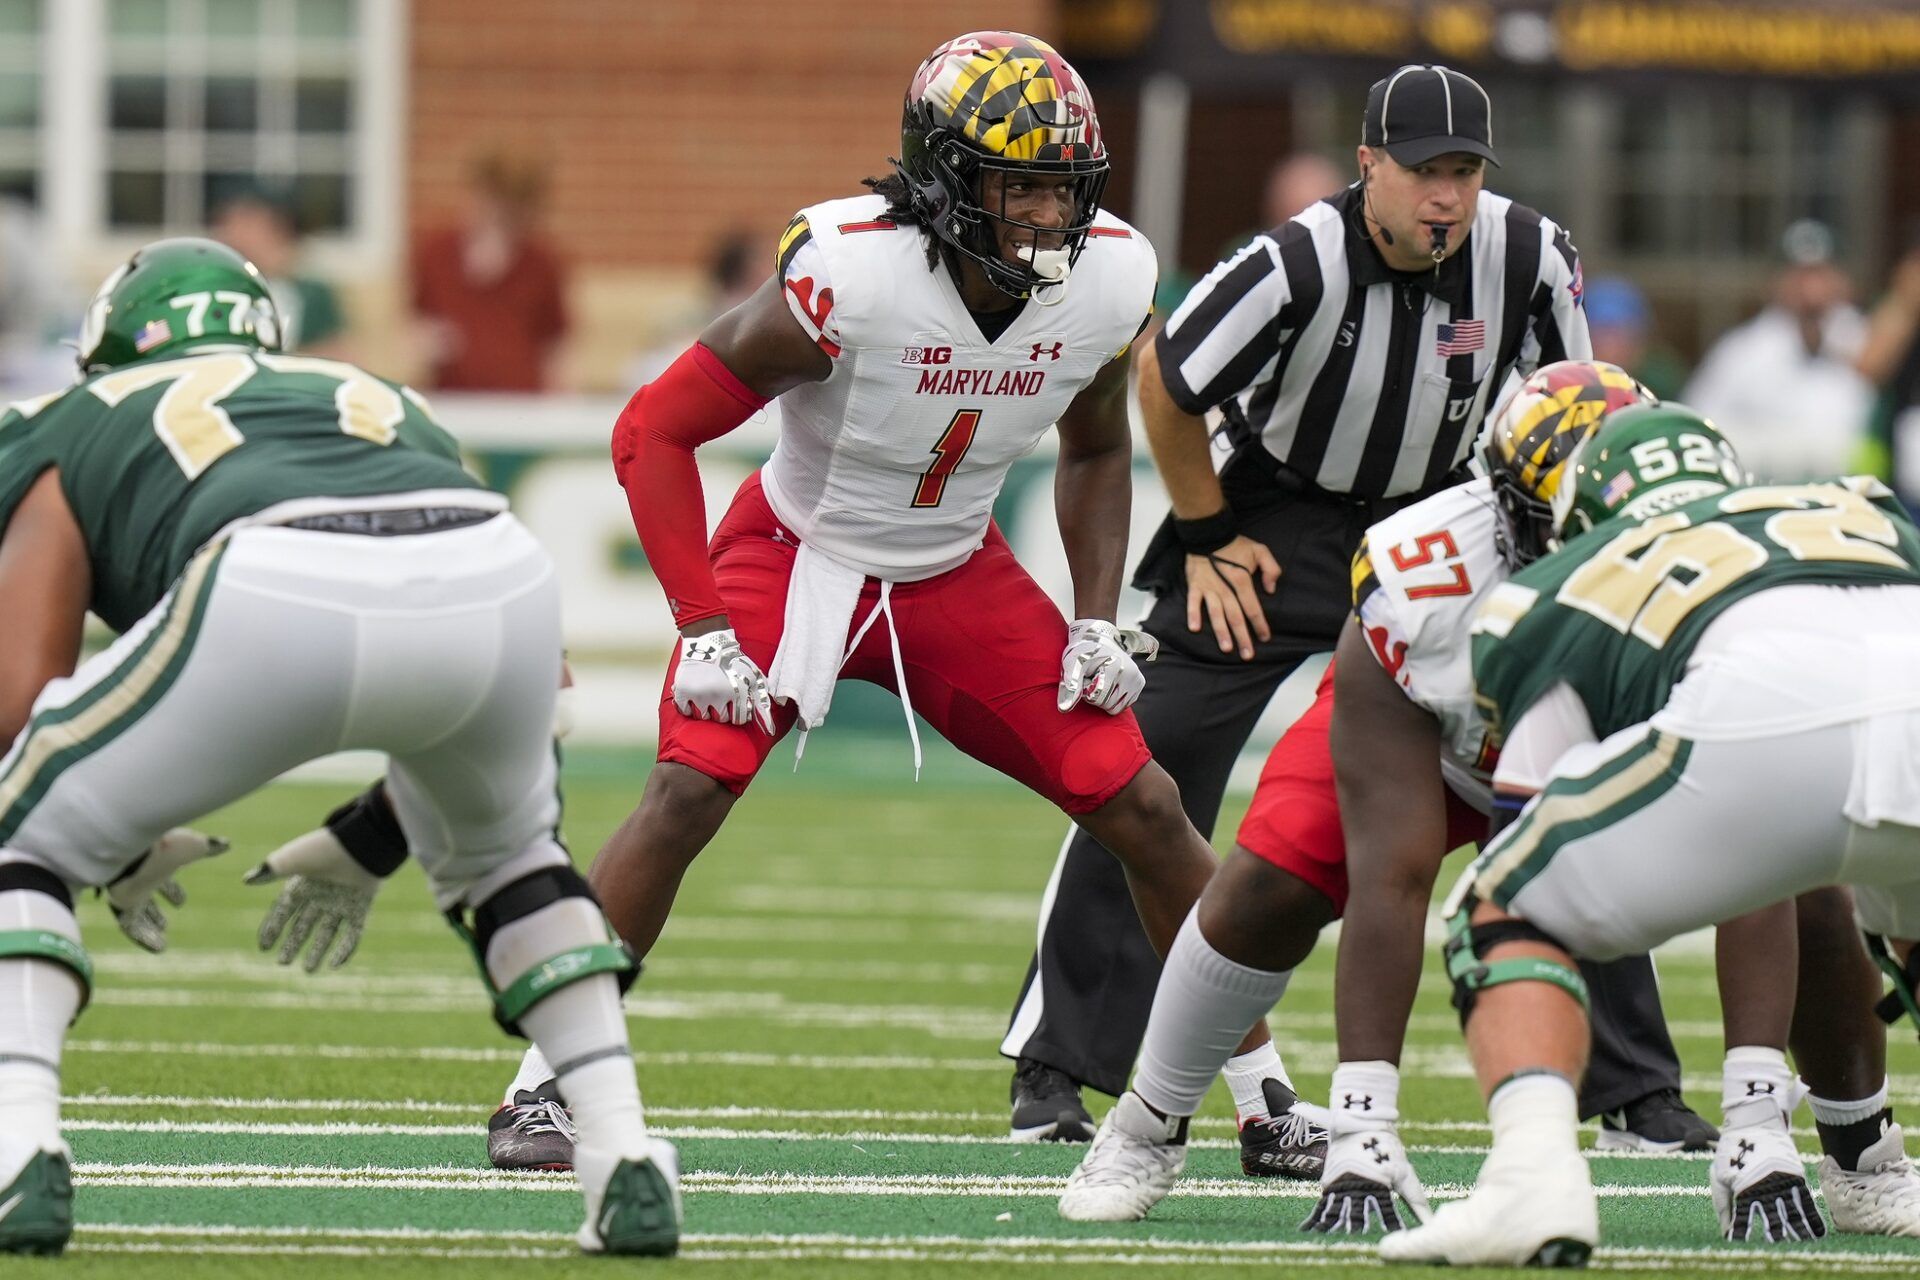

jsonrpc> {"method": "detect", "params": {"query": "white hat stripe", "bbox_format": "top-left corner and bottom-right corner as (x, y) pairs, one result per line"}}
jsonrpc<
(1379, 65), (1419, 145)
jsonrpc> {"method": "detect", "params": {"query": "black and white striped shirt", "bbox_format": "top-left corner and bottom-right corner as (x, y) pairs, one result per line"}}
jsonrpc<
(1156, 184), (1590, 500)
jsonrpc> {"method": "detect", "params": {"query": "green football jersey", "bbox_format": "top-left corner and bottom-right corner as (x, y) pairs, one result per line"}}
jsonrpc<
(0, 350), (488, 630)
(1471, 476), (1920, 743)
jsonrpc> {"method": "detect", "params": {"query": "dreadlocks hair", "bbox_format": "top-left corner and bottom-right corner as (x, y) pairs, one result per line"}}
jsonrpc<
(862, 170), (943, 272)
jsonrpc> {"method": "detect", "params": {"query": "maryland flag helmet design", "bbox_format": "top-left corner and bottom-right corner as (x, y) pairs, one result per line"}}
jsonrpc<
(1481, 359), (1657, 566)
(896, 31), (1109, 300)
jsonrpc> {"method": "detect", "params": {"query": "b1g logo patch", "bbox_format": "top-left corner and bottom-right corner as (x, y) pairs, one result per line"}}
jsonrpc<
(901, 345), (953, 366)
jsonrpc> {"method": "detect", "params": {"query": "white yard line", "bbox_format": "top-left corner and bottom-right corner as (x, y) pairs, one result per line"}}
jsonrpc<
(68, 1223), (1920, 1273)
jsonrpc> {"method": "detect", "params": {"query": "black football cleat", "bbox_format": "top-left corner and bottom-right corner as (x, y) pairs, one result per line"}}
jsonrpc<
(488, 1076), (577, 1171)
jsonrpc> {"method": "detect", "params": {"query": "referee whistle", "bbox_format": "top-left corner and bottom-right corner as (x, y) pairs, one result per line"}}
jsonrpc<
(1428, 224), (1448, 264)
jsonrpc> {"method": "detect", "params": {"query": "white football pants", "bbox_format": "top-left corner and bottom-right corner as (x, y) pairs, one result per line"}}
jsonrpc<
(0, 512), (569, 910)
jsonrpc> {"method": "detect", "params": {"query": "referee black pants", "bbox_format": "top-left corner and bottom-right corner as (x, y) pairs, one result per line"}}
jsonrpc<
(1001, 479), (1684, 1119)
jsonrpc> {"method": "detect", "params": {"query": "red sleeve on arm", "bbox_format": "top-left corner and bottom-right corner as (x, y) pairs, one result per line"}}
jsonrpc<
(611, 343), (769, 627)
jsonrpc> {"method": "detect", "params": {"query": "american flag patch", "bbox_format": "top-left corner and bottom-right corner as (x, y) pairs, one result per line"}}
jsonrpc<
(1435, 320), (1485, 357)
(133, 319), (172, 353)
(1603, 470), (1637, 507)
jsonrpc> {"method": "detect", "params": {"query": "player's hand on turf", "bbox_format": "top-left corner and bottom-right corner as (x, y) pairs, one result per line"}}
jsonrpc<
(106, 828), (231, 954)
(1302, 1117), (1431, 1235)
(245, 825), (383, 972)
(1184, 534), (1280, 660)
(1056, 619), (1159, 714)
(673, 627), (774, 732)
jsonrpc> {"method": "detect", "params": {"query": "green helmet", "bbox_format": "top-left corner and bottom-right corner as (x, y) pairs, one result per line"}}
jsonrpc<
(75, 237), (282, 376)
(1550, 404), (1748, 545)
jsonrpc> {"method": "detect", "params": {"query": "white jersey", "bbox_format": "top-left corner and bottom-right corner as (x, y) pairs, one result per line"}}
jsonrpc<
(1353, 476), (1508, 809)
(765, 194), (1157, 580)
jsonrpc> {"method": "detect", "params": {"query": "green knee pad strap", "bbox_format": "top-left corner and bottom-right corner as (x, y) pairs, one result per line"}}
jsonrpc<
(1864, 931), (1920, 1036)
(448, 911), (637, 1038)
(0, 930), (93, 1019)
(495, 941), (637, 1031)
(1444, 903), (1589, 1021)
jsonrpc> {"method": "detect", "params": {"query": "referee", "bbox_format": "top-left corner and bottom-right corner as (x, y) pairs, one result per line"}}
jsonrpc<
(1003, 65), (1698, 1153)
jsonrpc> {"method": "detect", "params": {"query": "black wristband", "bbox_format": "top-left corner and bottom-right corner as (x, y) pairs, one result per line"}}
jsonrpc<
(324, 780), (410, 879)
(1172, 508), (1237, 555)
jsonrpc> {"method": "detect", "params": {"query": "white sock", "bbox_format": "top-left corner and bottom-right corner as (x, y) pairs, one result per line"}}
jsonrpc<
(506, 1043), (557, 1103)
(1489, 1071), (1581, 1156)
(1810, 1081), (1889, 1127)
(1133, 908), (1292, 1118)
(1722, 1045), (1795, 1131)
(1223, 1042), (1295, 1123)
(485, 897), (647, 1158)
(0, 888), (85, 1171)
(1330, 1060), (1402, 1130)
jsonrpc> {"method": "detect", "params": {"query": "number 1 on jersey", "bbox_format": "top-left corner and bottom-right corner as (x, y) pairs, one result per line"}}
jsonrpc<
(912, 408), (981, 508)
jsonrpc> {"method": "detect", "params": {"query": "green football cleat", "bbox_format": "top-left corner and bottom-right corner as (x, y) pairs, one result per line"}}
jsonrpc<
(578, 1141), (681, 1257)
(0, 1150), (73, 1256)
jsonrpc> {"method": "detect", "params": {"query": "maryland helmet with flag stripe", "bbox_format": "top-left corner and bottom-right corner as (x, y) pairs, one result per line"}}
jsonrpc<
(1550, 404), (1747, 544)
(1480, 359), (1657, 567)
(895, 31), (1109, 300)
(75, 237), (282, 376)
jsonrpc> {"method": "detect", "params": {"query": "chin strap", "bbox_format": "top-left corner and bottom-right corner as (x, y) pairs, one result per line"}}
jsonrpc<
(1018, 246), (1072, 307)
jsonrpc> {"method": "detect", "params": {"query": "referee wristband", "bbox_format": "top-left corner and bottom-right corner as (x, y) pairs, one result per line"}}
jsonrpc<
(1173, 508), (1238, 555)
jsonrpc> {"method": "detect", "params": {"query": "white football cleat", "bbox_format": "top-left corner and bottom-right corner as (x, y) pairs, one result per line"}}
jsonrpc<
(1057, 1091), (1187, 1222)
(1378, 1135), (1596, 1267)
(575, 1137), (682, 1256)
(1820, 1121), (1920, 1238)
(1712, 1124), (1826, 1242)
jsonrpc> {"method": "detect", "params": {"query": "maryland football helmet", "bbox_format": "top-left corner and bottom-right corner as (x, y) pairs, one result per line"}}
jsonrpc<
(895, 31), (1109, 301)
(1481, 360), (1657, 566)
(76, 237), (281, 375)
(1550, 404), (1746, 544)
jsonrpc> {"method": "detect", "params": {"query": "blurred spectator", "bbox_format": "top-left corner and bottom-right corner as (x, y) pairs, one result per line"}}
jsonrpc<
(624, 229), (764, 388)
(1683, 219), (1873, 482)
(1583, 276), (1688, 401)
(1855, 237), (1920, 509)
(211, 187), (349, 359)
(0, 198), (78, 396)
(1262, 152), (1346, 228)
(411, 147), (570, 392)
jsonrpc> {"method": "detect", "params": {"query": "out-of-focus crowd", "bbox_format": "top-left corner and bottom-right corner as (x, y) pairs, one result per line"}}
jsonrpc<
(7, 149), (1920, 514)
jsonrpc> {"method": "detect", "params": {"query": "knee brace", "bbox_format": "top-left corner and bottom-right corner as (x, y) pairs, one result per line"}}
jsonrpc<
(447, 865), (637, 1037)
(1443, 894), (1589, 1024)
(0, 864), (92, 1017)
(1864, 931), (1920, 1037)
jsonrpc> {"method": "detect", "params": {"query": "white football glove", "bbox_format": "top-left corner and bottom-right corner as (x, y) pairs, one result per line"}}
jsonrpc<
(106, 828), (230, 954)
(1301, 1105), (1431, 1234)
(1057, 619), (1159, 714)
(673, 628), (774, 732)
(245, 826), (383, 972)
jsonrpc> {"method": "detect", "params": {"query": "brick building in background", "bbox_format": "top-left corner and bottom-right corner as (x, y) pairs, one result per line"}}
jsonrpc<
(404, 1), (1053, 387)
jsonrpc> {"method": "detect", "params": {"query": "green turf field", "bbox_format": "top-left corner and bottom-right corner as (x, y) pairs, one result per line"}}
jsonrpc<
(24, 737), (1920, 1277)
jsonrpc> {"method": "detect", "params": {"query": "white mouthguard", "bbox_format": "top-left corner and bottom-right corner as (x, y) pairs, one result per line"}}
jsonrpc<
(1016, 245), (1072, 306)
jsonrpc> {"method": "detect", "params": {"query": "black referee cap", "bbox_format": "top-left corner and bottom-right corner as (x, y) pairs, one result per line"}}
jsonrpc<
(1363, 65), (1499, 168)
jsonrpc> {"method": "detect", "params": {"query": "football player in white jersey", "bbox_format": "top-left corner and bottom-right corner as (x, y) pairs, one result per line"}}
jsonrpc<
(1060, 362), (1920, 1240)
(464, 31), (1272, 1168)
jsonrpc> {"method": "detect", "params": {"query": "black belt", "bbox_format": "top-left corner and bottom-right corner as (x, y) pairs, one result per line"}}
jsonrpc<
(284, 507), (500, 537)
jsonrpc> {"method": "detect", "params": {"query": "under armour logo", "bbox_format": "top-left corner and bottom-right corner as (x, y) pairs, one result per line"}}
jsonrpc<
(1362, 1136), (1389, 1164)
(1343, 1093), (1374, 1111)
(1336, 321), (1356, 348)
(1030, 341), (1064, 362)
(1746, 1082), (1776, 1096)
(1730, 1137), (1756, 1169)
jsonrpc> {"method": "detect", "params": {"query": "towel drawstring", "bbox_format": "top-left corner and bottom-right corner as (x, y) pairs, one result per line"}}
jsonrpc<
(792, 580), (920, 779)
